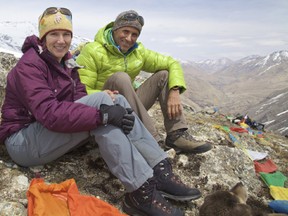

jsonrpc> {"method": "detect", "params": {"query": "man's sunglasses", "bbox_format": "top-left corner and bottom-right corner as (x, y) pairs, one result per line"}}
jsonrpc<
(40, 7), (72, 20)
(119, 13), (144, 26)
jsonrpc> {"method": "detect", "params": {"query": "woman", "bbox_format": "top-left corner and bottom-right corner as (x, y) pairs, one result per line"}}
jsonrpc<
(0, 7), (201, 216)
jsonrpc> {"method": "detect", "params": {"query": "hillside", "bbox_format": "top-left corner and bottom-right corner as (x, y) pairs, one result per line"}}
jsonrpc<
(0, 52), (287, 215)
(182, 51), (288, 136)
(247, 89), (288, 136)
(1, 101), (287, 215)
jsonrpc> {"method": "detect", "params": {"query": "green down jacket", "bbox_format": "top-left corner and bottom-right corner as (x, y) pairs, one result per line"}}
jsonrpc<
(76, 22), (187, 94)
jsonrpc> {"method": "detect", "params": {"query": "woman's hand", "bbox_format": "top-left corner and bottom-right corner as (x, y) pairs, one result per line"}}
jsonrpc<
(100, 104), (135, 134)
(103, 89), (119, 102)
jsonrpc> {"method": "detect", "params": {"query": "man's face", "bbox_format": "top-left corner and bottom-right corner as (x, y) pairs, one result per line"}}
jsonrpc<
(113, 26), (139, 53)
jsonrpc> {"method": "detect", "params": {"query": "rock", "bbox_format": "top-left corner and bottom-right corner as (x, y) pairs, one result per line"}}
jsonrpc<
(0, 52), (18, 107)
(0, 202), (26, 216)
(177, 154), (189, 167)
(11, 175), (29, 191)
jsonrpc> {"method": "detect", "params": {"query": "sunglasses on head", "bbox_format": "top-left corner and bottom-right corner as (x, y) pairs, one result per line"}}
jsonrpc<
(120, 13), (144, 26)
(40, 7), (72, 20)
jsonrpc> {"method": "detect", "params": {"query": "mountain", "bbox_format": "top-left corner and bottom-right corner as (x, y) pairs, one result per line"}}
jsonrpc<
(181, 64), (229, 109)
(194, 57), (234, 73)
(0, 21), (36, 54)
(247, 88), (288, 135)
(182, 51), (288, 136)
(213, 51), (288, 113)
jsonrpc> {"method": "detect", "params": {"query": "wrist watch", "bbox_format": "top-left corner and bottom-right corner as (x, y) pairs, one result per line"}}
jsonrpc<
(172, 86), (180, 91)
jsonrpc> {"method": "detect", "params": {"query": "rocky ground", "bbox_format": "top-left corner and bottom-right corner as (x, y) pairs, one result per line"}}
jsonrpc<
(0, 52), (287, 215)
(0, 102), (287, 215)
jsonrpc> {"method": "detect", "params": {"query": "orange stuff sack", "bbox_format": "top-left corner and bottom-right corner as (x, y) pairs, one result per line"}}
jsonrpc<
(27, 178), (127, 216)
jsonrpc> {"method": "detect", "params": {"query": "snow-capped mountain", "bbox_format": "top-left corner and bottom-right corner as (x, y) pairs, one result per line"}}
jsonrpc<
(0, 21), (90, 57)
(194, 57), (234, 73)
(179, 57), (234, 74)
(0, 21), (36, 53)
(215, 50), (288, 76)
(184, 51), (288, 76)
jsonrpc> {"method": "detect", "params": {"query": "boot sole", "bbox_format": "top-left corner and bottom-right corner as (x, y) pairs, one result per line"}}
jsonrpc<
(165, 143), (212, 154)
(122, 200), (148, 216)
(160, 191), (202, 201)
(123, 199), (185, 216)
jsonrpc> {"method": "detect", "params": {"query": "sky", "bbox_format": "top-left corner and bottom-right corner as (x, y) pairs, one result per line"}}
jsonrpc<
(1, 0), (288, 61)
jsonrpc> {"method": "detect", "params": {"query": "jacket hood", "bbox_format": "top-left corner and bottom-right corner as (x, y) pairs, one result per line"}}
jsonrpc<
(21, 35), (42, 54)
(94, 22), (114, 44)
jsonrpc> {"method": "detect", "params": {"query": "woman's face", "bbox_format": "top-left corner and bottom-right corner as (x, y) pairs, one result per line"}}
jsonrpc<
(45, 30), (72, 62)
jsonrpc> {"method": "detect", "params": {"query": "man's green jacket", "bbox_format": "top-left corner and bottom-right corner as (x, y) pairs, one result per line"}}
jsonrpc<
(76, 22), (187, 94)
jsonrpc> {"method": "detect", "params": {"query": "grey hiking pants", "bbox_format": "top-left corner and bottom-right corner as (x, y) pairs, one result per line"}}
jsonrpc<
(103, 71), (188, 141)
(5, 92), (167, 192)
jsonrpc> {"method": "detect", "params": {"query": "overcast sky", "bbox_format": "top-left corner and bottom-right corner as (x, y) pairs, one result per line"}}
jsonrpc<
(1, 0), (287, 61)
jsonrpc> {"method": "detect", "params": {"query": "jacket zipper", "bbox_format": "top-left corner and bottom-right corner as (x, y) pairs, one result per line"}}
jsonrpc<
(70, 77), (76, 101)
(124, 56), (128, 72)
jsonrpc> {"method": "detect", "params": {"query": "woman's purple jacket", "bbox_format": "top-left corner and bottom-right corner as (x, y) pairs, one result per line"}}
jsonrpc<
(0, 35), (102, 143)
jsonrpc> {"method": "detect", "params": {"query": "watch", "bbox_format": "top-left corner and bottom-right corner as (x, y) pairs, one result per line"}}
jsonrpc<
(172, 86), (180, 91)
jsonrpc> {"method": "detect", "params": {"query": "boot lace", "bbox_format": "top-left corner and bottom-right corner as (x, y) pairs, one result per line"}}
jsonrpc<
(168, 129), (194, 142)
(139, 178), (174, 214)
(158, 161), (189, 189)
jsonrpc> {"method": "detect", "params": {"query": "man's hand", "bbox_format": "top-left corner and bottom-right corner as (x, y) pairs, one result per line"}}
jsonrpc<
(167, 89), (183, 120)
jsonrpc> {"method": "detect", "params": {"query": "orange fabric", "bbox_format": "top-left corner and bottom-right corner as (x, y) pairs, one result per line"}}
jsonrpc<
(230, 127), (248, 133)
(27, 178), (127, 216)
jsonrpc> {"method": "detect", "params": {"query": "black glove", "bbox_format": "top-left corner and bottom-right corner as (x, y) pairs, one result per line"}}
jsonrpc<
(122, 108), (135, 134)
(100, 104), (135, 134)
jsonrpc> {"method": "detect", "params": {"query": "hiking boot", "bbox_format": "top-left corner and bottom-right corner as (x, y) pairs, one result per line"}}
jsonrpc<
(165, 129), (212, 154)
(154, 159), (201, 201)
(122, 178), (184, 216)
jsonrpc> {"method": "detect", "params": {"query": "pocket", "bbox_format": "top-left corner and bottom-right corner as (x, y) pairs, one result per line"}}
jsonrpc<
(6, 132), (26, 146)
(4, 131), (37, 165)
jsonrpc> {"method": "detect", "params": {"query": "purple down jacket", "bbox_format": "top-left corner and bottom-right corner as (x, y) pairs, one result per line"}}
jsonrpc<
(0, 35), (102, 143)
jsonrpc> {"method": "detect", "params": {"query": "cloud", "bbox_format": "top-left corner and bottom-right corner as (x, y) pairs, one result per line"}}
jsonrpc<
(171, 37), (192, 44)
(210, 39), (245, 48)
(257, 39), (288, 46)
(1, 0), (288, 60)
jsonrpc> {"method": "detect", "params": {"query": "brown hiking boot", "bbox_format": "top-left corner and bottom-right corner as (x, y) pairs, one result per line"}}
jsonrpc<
(122, 177), (184, 216)
(165, 129), (212, 154)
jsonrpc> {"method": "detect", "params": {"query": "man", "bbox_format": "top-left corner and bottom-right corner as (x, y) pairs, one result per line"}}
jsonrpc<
(76, 10), (212, 154)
